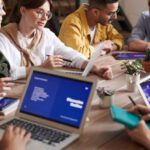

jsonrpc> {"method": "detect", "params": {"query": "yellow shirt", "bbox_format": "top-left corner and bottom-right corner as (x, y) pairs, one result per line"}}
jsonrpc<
(59, 4), (124, 59)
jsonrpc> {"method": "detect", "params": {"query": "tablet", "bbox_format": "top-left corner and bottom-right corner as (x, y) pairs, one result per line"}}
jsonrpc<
(112, 53), (145, 60)
(137, 75), (150, 107)
(110, 105), (150, 129)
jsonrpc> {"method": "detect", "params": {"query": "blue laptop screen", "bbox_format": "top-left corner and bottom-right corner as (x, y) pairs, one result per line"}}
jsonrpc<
(20, 71), (93, 128)
(140, 80), (150, 104)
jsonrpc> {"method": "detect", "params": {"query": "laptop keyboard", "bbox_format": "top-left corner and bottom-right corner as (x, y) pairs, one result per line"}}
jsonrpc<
(0, 119), (70, 145)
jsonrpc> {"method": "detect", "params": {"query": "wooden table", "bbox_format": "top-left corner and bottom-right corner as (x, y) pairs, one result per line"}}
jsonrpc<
(64, 55), (146, 150)
(1, 55), (147, 150)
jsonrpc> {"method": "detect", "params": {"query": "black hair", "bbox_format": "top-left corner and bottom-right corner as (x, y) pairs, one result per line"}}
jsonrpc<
(9, 0), (52, 23)
(89, 0), (118, 8)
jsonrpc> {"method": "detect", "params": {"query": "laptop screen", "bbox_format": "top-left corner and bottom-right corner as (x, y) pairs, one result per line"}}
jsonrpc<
(20, 71), (93, 128)
(140, 80), (150, 104)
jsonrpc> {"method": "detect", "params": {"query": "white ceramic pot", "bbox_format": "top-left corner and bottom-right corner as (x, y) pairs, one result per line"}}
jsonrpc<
(126, 74), (140, 92)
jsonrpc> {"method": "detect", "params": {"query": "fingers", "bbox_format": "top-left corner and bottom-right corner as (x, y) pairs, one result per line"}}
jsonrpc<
(131, 105), (150, 115)
(100, 67), (113, 80)
(46, 55), (64, 68)
(142, 114), (150, 121)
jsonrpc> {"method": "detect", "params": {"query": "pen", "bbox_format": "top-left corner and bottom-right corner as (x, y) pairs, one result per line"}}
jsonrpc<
(128, 95), (136, 106)
(5, 80), (25, 84)
(128, 95), (143, 115)
(46, 55), (72, 62)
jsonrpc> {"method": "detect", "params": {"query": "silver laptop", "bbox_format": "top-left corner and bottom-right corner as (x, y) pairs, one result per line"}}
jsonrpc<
(137, 75), (150, 107)
(0, 67), (97, 150)
(59, 43), (105, 77)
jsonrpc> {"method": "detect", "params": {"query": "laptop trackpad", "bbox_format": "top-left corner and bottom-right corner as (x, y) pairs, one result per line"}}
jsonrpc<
(27, 139), (58, 150)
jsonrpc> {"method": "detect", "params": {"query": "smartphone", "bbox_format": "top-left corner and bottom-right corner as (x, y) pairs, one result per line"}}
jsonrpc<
(0, 97), (18, 111)
(112, 53), (145, 60)
(110, 105), (150, 129)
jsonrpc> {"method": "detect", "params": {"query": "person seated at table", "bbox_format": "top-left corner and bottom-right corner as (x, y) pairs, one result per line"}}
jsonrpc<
(59, 0), (124, 59)
(127, 105), (150, 149)
(0, 0), (113, 80)
(128, 0), (150, 52)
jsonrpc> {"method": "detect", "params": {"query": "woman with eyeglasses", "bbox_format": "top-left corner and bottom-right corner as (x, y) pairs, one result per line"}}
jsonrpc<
(0, 0), (113, 80)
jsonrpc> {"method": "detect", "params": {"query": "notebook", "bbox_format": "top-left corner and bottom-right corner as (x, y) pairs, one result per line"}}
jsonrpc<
(137, 75), (150, 107)
(112, 52), (145, 60)
(0, 67), (96, 150)
(59, 43), (105, 77)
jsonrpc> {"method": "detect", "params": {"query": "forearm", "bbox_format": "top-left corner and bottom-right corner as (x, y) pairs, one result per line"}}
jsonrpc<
(128, 40), (150, 51)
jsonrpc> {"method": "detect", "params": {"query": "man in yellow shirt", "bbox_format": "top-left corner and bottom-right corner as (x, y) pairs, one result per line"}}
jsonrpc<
(59, 0), (124, 59)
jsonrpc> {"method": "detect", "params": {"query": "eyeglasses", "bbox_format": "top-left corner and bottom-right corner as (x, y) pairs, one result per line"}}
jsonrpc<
(35, 9), (52, 20)
(94, 7), (120, 18)
(107, 8), (120, 18)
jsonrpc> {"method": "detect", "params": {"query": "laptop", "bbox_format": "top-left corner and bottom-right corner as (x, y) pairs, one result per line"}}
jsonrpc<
(59, 43), (105, 77)
(137, 75), (150, 107)
(0, 67), (97, 150)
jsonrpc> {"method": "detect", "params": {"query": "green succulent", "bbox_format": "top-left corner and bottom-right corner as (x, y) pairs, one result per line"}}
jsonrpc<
(121, 59), (144, 75)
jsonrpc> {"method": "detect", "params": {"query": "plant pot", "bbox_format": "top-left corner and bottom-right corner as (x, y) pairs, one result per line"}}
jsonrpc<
(142, 60), (150, 72)
(126, 74), (140, 92)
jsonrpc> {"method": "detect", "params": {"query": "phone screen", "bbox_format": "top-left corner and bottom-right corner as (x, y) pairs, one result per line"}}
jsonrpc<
(0, 98), (17, 110)
(112, 53), (145, 60)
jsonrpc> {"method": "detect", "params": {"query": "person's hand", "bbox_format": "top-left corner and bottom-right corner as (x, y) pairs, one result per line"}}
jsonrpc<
(95, 66), (113, 80)
(101, 40), (114, 54)
(129, 105), (150, 121)
(41, 55), (64, 68)
(0, 125), (31, 150)
(99, 66), (113, 79)
(0, 77), (14, 97)
(127, 120), (150, 149)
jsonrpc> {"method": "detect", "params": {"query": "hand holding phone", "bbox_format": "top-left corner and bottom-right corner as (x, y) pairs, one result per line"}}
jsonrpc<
(110, 105), (150, 129)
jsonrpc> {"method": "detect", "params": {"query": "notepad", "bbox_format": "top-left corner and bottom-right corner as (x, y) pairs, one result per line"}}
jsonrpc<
(110, 105), (150, 129)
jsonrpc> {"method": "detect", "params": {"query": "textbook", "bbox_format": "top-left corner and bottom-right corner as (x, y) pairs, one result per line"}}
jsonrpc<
(0, 97), (19, 115)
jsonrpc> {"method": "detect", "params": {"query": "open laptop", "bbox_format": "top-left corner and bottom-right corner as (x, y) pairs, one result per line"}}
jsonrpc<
(137, 75), (150, 107)
(59, 43), (105, 77)
(0, 67), (97, 150)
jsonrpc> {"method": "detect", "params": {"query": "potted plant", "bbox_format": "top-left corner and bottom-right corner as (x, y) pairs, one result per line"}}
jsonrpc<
(121, 59), (144, 92)
(142, 48), (150, 72)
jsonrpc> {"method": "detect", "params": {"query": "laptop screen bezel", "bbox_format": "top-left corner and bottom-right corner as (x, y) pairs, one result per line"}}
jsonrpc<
(137, 75), (150, 108)
(16, 67), (97, 134)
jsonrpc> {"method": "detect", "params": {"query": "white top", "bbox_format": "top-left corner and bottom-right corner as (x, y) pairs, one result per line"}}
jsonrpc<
(90, 26), (96, 45)
(0, 28), (86, 79)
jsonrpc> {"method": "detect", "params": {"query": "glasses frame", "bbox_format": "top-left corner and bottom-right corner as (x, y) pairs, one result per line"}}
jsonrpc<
(35, 8), (53, 20)
(94, 7), (120, 18)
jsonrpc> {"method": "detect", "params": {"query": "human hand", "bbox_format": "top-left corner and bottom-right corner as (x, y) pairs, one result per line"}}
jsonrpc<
(129, 105), (150, 121)
(42, 55), (64, 68)
(101, 40), (114, 54)
(97, 66), (113, 80)
(0, 77), (14, 97)
(0, 125), (31, 150)
(127, 120), (150, 149)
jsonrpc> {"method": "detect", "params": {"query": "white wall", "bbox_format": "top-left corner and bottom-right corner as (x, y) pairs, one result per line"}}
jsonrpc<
(120, 0), (148, 27)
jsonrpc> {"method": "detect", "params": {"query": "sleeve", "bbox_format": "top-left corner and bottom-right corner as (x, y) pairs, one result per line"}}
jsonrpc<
(0, 34), (26, 80)
(45, 29), (86, 69)
(128, 13), (146, 42)
(59, 17), (93, 58)
(106, 24), (124, 50)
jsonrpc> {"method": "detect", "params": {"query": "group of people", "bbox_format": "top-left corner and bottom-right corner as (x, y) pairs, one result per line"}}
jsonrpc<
(0, 0), (150, 149)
